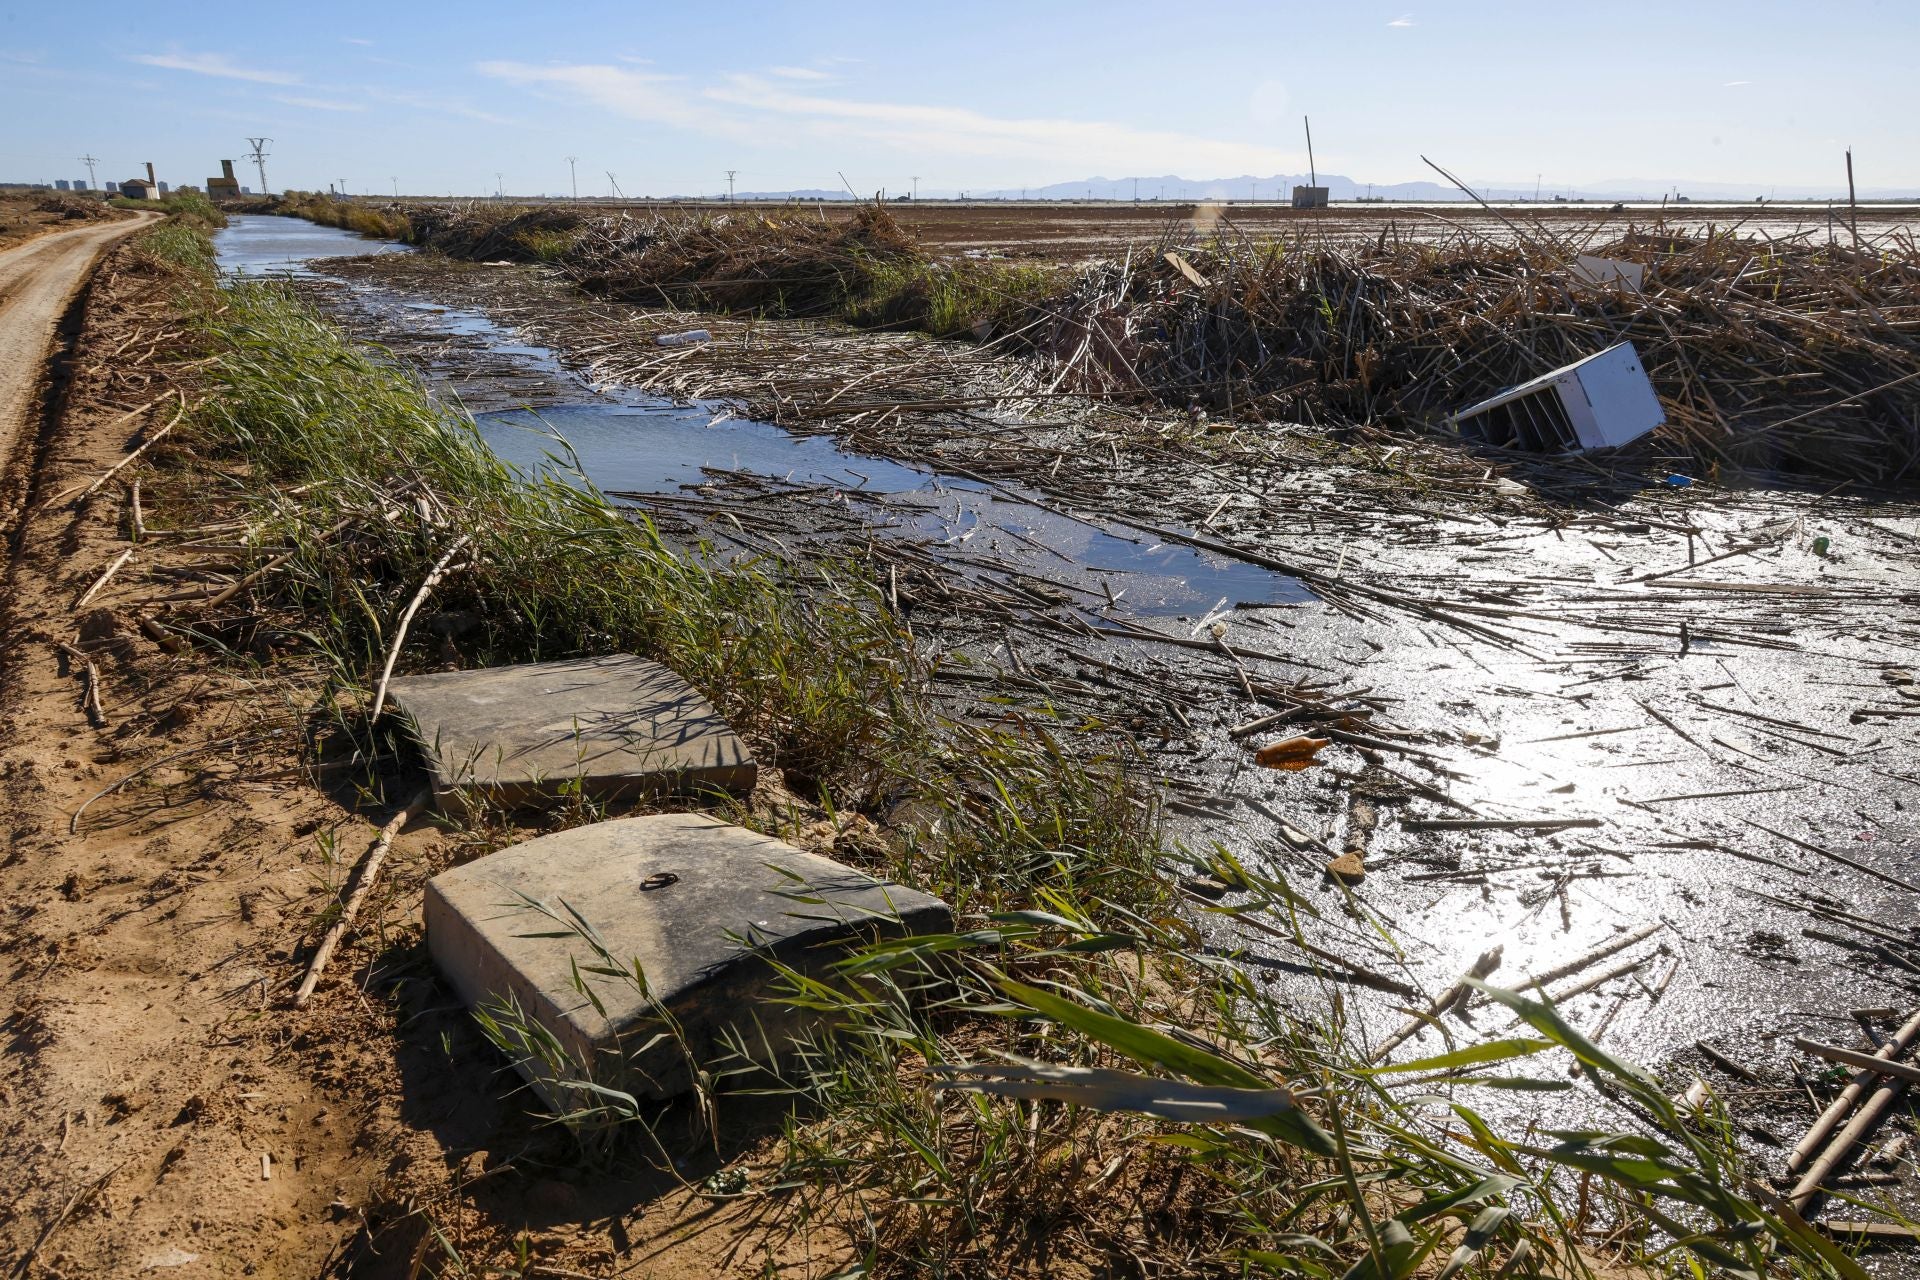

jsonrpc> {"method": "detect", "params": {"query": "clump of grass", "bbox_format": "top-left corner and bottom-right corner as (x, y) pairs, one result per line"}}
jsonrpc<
(192, 280), (924, 799)
(267, 191), (412, 241)
(741, 862), (1867, 1279)
(850, 257), (1063, 339)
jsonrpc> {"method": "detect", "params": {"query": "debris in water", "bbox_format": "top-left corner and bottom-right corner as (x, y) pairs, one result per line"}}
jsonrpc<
(1568, 254), (1646, 291)
(1324, 851), (1366, 883)
(1254, 735), (1331, 770)
(1452, 341), (1665, 454)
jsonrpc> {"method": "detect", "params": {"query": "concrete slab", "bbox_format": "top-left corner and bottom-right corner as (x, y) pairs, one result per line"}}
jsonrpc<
(386, 654), (755, 815)
(424, 813), (951, 1104)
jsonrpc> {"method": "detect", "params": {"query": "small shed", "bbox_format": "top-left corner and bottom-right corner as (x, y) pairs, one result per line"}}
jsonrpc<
(1291, 185), (1329, 209)
(119, 178), (158, 200)
(206, 159), (241, 200)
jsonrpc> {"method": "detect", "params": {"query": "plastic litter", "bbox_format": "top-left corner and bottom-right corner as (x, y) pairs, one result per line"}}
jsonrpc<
(656, 329), (712, 348)
(1253, 736), (1331, 771)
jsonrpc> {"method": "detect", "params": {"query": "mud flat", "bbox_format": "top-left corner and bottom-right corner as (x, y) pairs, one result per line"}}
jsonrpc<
(229, 215), (1920, 1088)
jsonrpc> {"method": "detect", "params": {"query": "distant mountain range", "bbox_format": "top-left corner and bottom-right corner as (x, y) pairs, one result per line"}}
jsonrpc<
(710, 173), (1918, 203)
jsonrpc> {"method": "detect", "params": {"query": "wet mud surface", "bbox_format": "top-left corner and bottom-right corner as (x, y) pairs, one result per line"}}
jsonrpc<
(216, 216), (1920, 1183)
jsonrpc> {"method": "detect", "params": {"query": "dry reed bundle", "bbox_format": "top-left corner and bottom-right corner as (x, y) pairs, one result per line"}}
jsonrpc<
(288, 196), (1920, 487)
(562, 204), (920, 314)
(1046, 221), (1920, 487)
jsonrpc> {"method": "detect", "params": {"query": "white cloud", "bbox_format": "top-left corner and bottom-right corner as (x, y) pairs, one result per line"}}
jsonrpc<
(275, 94), (366, 112)
(1387, 13), (1416, 26)
(478, 60), (710, 129)
(130, 50), (300, 85)
(478, 61), (1301, 175)
(343, 37), (374, 46)
(1723, 79), (1753, 87)
(364, 86), (517, 126)
(769, 65), (833, 81)
(711, 74), (1299, 171)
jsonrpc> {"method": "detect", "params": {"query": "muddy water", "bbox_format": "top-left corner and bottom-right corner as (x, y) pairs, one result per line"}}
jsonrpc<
(211, 217), (1920, 1140)
(481, 403), (1306, 617)
(214, 215), (411, 277)
(214, 216), (1308, 619)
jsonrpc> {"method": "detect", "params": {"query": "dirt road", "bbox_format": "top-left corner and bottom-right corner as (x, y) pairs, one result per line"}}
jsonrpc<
(0, 212), (151, 465)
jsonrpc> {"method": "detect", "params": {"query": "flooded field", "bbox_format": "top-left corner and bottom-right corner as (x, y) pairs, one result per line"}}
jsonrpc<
(213, 213), (1920, 1109)
(391, 195), (1920, 260)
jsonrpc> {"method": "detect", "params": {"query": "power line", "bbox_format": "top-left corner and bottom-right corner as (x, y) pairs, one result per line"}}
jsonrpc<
(243, 138), (271, 196)
(911, 175), (919, 201)
(725, 169), (737, 203)
(78, 153), (100, 190)
(564, 155), (579, 200)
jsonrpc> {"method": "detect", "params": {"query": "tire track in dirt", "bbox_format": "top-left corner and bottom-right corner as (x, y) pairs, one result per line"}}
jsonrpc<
(0, 212), (153, 470)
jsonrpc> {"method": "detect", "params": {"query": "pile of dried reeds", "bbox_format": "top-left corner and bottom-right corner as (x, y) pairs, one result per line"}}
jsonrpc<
(1046, 221), (1920, 486)
(397, 201), (588, 261)
(561, 204), (920, 314)
(286, 197), (1920, 487)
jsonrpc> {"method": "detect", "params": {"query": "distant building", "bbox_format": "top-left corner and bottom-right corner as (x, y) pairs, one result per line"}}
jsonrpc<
(74, 179), (90, 191)
(104, 181), (120, 194)
(157, 181), (169, 194)
(206, 159), (241, 200)
(240, 185), (252, 195)
(54, 179), (70, 190)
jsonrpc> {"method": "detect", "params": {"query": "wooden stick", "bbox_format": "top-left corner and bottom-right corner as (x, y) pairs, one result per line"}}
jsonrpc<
(55, 643), (107, 728)
(1742, 817), (1920, 894)
(41, 393), (186, 508)
(1784, 1009), (1920, 1181)
(1790, 1050), (1918, 1210)
(368, 536), (470, 723)
(12, 1160), (129, 1279)
(291, 788), (432, 1009)
(1795, 1038), (1920, 1086)
(1508, 921), (1666, 997)
(72, 548), (134, 610)
(1371, 946), (1502, 1063)
(1696, 1040), (1762, 1084)
(197, 515), (356, 610)
(138, 613), (186, 654)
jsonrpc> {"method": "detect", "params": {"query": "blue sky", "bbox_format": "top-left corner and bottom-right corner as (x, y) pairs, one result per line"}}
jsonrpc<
(3, 1), (1913, 197)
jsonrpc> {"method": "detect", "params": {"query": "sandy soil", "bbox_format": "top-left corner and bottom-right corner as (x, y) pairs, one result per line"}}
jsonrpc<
(0, 233), (852, 1277)
(0, 211), (150, 476)
(0, 195), (124, 255)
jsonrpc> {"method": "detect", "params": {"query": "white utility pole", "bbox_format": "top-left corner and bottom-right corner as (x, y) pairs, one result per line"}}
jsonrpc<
(565, 155), (579, 200)
(725, 169), (737, 202)
(244, 138), (271, 196)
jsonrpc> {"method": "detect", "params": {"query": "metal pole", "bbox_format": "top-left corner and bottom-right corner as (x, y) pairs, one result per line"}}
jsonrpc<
(566, 155), (578, 200)
(1304, 115), (1316, 188)
(1846, 148), (1860, 250)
